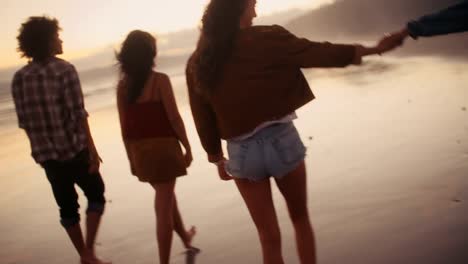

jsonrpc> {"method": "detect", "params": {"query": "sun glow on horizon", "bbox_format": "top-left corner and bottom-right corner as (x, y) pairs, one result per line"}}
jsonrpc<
(1, 0), (333, 69)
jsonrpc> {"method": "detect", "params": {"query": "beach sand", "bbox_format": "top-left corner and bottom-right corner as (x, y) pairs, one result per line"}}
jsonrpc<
(0, 57), (467, 264)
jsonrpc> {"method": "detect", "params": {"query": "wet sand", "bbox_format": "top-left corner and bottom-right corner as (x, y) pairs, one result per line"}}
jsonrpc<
(1, 57), (467, 264)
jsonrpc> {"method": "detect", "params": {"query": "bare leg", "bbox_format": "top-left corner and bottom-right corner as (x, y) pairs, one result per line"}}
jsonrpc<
(65, 223), (109, 264)
(81, 213), (111, 264)
(86, 212), (102, 256)
(65, 223), (87, 256)
(151, 180), (176, 264)
(172, 196), (196, 248)
(235, 178), (284, 264)
(275, 161), (316, 264)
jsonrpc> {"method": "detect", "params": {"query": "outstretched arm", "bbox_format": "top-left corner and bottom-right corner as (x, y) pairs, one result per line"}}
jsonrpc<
(386, 1), (468, 44)
(269, 25), (400, 67)
(407, 1), (468, 39)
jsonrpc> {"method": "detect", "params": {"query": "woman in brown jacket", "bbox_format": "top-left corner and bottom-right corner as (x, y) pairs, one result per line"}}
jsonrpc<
(116, 30), (197, 264)
(186, 0), (398, 263)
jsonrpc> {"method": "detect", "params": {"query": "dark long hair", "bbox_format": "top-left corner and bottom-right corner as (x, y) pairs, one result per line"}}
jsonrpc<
(191, 0), (249, 97)
(116, 30), (156, 103)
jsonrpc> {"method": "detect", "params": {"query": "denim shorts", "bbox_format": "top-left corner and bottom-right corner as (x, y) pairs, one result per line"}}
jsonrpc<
(225, 122), (306, 181)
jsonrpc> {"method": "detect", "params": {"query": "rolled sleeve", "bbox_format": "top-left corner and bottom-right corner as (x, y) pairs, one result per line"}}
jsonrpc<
(62, 65), (88, 122)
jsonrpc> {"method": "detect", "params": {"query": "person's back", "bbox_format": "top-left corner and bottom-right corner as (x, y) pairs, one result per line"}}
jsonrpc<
(116, 31), (197, 264)
(11, 16), (110, 264)
(187, 1), (398, 264)
(13, 57), (87, 162)
(118, 71), (187, 181)
(188, 25), (356, 141)
(120, 74), (176, 141)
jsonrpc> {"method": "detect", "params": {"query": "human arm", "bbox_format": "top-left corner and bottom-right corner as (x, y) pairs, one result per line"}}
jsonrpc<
(116, 82), (136, 173)
(159, 74), (193, 167)
(186, 64), (224, 162)
(186, 64), (233, 181)
(406, 1), (468, 39)
(11, 73), (26, 129)
(269, 25), (388, 67)
(381, 2), (468, 51)
(63, 65), (101, 173)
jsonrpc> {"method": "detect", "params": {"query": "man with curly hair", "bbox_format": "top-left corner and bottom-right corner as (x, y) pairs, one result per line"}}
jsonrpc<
(11, 16), (111, 264)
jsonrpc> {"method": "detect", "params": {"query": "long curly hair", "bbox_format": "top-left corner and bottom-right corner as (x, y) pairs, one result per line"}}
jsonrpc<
(17, 16), (60, 61)
(116, 30), (156, 104)
(191, 0), (249, 97)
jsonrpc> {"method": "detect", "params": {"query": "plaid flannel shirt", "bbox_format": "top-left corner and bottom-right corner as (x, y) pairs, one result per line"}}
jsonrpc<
(11, 57), (89, 163)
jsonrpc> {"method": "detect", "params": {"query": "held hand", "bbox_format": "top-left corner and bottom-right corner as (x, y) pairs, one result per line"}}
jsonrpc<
(376, 31), (407, 54)
(217, 160), (234, 181)
(88, 150), (102, 174)
(184, 150), (193, 168)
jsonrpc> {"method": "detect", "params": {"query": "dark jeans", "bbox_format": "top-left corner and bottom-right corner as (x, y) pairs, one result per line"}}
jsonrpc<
(42, 150), (106, 228)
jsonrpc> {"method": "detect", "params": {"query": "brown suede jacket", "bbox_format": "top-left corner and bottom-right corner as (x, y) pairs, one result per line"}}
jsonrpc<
(186, 25), (357, 160)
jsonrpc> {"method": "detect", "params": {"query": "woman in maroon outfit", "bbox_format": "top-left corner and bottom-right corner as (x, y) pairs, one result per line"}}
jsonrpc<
(116, 30), (197, 264)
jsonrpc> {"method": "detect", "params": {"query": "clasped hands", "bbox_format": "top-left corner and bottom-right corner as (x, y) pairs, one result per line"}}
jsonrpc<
(376, 28), (409, 54)
(354, 27), (409, 64)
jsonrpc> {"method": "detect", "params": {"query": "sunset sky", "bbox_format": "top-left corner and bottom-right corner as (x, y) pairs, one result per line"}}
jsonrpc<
(1, 0), (333, 69)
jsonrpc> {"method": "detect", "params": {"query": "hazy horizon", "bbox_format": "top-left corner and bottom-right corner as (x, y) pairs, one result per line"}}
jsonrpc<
(2, 0), (465, 74)
(0, 0), (333, 69)
(0, 1), (467, 263)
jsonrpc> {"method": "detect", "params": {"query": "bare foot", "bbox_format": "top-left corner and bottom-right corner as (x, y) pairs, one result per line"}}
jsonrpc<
(183, 226), (197, 248)
(81, 258), (112, 264)
(187, 246), (201, 254)
(81, 254), (112, 264)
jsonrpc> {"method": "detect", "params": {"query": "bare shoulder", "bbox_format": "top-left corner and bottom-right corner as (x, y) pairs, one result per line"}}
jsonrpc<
(153, 71), (172, 88)
(153, 71), (169, 80)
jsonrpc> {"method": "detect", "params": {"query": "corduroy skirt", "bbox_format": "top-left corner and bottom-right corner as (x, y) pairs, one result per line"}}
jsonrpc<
(126, 137), (187, 183)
